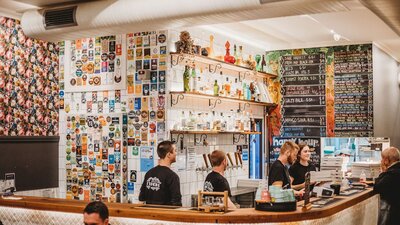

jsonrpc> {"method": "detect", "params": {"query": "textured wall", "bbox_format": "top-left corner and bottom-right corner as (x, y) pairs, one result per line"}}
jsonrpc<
(0, 17), (59, 136)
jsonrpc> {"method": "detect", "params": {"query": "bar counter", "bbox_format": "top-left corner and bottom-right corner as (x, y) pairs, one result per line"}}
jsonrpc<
(0, 189), (378, 224)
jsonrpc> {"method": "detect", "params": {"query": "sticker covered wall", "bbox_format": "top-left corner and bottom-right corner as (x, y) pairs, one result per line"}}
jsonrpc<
(65, 114), (124, 202)
(65, 35), (126, 92)
(0, 17), (59, 136)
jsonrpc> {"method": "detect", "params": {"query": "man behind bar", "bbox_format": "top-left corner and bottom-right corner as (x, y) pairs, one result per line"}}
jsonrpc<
(139, 140), (182, 206)
(268, 141), (304, 196)
(374, 147), (400, 225)
(204, 150), (237, 209)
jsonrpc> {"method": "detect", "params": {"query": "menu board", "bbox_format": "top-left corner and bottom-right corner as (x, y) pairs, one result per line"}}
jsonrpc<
(280, 53), (327, 138)
(334, 49), (373, 137)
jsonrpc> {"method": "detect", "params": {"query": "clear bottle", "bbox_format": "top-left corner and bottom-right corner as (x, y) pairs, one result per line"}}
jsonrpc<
(196, 113), (203, 131)
(242, 82), (247, 100)
(237, 46), (243, 66)
(205, 112), (212, 130)
(234, 44), (238, 65)
(221, 112), (227, 131)
(245, 112), (251, 132)
(181, 111), (187, 130)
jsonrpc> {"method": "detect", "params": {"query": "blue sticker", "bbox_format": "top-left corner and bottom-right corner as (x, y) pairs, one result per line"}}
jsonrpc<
(109, 154), (115, 164)
(59, 90), (65, 98)
(134, 98), (141, 110)
(128, 182), (134, 195)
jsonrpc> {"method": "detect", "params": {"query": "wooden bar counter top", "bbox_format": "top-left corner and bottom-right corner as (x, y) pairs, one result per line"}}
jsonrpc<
(0, 189), (376, 224)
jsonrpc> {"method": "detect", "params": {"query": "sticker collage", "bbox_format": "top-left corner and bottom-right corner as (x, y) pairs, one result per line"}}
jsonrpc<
(61, 31), (168, 203)
(0, 17), (59, 136)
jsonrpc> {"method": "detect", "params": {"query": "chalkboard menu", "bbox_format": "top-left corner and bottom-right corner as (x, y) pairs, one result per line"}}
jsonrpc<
(280, 53), (326, 138)
(334, 49), (373, 137)
(270, 137), (321, 169)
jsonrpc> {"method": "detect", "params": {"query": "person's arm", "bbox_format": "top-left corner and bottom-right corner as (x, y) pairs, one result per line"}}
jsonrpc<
(227, 198), (237, 209)
(138, 176), (147, 202)
(169, 174), (182, 206)
(291, 182), (305, 191)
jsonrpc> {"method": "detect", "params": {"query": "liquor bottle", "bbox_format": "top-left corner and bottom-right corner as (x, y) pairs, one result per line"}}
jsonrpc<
(244, 112), (251, 132)
(196, 113), (203, 131)
(247, 84), (251, 100)
(221, 112), (227, 131)
(190, 66), (197, 92)
(261, 55), (267, 72)
(181, 111), (187, 130)
(183, 65), (190, 92)
(242, 83), (247, 100)
(225, 77), (231, 96)
(237, 46), (243, 66)
(187, 111), (196, 130)
(234, 44), (238, 65)
(255, 54), (262, 72)
(205, 112), (211, 130)
(213, 80), (219, 96)
(235, 110), (241, 131)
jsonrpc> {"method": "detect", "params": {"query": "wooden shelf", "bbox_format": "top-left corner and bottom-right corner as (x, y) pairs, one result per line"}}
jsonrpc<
(170, 91), (277, 108)
(170, 52), (278, 79)
(170, 130), (262, 135)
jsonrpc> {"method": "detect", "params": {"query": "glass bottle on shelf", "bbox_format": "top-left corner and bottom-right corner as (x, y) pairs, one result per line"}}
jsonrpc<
(234, 44), (238, 65)
(181, 111), (187, 130)
(221, 112), (227, 131)
(187, 111), (196, 130)
(205, 112), (211, 130)
(213, 80), (219, 96)
(183, 65), (190, 92)
(235, 110), (241, 131)
(244, 112), (251, 132)
(242, 82), (247, 100)
(191, 66), (197, 93)
(225, 77), (231, 97)
(261, 55), (267, 72)
(196, 113), (203, 131)
(247, 84), (251, 100)
(189, 68), (194, 93)
(237, 46), (243, 66)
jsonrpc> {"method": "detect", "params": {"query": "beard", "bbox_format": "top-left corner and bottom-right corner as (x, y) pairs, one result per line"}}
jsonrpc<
(288, 154), (295, 165)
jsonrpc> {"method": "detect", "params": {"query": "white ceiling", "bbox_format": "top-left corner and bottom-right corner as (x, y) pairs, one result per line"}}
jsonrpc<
(1, 0), (400, 61)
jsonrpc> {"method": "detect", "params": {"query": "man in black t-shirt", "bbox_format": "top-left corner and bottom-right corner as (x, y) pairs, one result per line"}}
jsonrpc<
(268, 141), (303, 196)
(204, 150), (236, 209)
(139, 141), (182, 206)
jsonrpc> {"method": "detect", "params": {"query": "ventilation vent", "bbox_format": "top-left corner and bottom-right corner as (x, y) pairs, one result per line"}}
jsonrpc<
(43, 6), (77, 30)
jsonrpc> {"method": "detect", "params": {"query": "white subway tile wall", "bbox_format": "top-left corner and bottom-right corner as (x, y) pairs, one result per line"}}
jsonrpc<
(52, 27), (267, 206)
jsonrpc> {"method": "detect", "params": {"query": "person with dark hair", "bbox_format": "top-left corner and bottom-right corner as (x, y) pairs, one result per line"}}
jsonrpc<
(289, 143), (316, 191)
(374, 147), (400, 225)
(83, 201), (109, 225)
(268, 141), (304, 196)
(139, 140), (182, 206)
(204, 150), (237, 209)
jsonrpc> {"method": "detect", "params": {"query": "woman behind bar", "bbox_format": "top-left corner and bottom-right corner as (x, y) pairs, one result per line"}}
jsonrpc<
(289, 143), (316, 191)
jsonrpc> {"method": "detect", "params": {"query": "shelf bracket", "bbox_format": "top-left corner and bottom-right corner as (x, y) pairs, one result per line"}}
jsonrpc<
(171, 93), (185, 106)
(209, 98), (222, 109)
(171, 133), (185, 143)
(239, 102), (250, 112)
(208, 63), (222, 74)
(233, 134), (246, 144)
(239, 71), (251, 82)
(170, 54), (185, 66)
(195, 134), (208, 146)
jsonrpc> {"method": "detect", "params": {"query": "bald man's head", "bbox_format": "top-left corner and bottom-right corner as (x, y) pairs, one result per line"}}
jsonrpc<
(381, 147), (400, 170)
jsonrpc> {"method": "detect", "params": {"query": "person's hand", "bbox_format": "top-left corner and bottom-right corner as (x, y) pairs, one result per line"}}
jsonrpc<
(294, 189), (305, 197)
